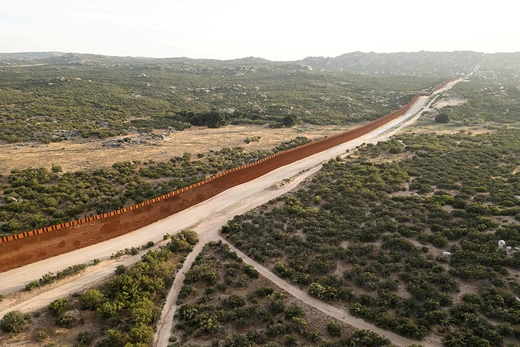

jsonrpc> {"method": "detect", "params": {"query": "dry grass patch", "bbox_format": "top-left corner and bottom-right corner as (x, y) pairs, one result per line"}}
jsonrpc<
(0, 124), (349, 175)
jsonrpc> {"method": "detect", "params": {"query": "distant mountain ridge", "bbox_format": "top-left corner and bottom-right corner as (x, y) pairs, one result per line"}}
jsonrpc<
(1, 50), (519, 78)
(0, 51), (63, 60)
(298, 51), (485, 76)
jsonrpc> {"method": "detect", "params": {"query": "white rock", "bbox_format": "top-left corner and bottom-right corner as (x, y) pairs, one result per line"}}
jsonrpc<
(221, 108), (235, 115)
(252, 105), (264, 113)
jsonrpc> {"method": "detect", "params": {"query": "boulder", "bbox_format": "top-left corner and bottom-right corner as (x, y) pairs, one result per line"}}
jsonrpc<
(222, 108), (235, 115)
(252, 105), (264, 113)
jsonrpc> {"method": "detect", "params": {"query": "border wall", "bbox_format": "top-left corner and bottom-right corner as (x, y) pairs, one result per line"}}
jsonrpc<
(0, 77), (459, 272)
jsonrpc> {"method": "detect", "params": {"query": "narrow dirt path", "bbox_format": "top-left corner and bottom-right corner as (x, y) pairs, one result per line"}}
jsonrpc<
(219, 238), (422, 347)
(153, 165), (324, 347)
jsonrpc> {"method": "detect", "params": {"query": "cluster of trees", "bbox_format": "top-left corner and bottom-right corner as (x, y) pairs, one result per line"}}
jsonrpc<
(222, 129), (520, 346)
(178, 109), (297, 129)
(180, 109), (230, 128)
(0, 139), (309, 235)
(435, 113), (450, 123)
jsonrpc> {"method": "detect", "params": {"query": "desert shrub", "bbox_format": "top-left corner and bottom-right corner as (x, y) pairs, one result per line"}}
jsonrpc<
(327, 320), (342, 337)
(0, 310), (29, 333)
(48, 298), (69, 317)
(77, 330), (96, 345)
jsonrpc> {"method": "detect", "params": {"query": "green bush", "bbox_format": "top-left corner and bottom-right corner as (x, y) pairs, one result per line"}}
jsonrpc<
(327, 320), (342, 337)
(223, 294), (246, 309)
(435, 113), (450, 123)
(48, 298), (69, 317)
(0, 310), (29, 333)
(244, 264), (260, 278)
(25, 280), (40, 291)
(80, 289), (105, 310)
(77, 330), (96, 345)
(55, 315), (75, 327)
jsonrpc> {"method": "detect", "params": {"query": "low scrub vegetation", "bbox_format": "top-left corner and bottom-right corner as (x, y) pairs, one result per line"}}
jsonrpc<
(0, 230), (197, 346)
(0, 56), (436, 144)
(222, 129), (520, 346)
(172, 240), (395, 347)
(0, 139), (310, 236)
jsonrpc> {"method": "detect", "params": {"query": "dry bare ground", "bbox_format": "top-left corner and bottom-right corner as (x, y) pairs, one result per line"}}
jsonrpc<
(0, 124), (347, 175)
(0, 81), (461, 347)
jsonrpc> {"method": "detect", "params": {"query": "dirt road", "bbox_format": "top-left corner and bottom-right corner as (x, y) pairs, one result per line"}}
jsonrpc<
(1, 86), (457, 347)
(152, 94), (441, 347)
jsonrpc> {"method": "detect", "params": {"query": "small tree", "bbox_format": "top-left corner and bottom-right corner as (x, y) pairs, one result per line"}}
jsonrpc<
(115, 264), (127, 275)
(48, 298), (69, 317)
(244, 264), (259, 278)
(283, 115), (297, 127)
(51, 164), (63, 173)
(327, 320), (342, 337)
(80, 289), (105, 310)
(77, 330), (96, 345)
(284, 304), (306, 320)
(129, 322), (154, 344)
(435, 113), (450, 123)
(0, 310), (29, 333)
(223, 294), (246, 309)
(179, 229), (199, 245)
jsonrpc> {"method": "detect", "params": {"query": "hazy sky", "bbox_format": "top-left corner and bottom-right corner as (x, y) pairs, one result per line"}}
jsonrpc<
(1, 0), (518, 61)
